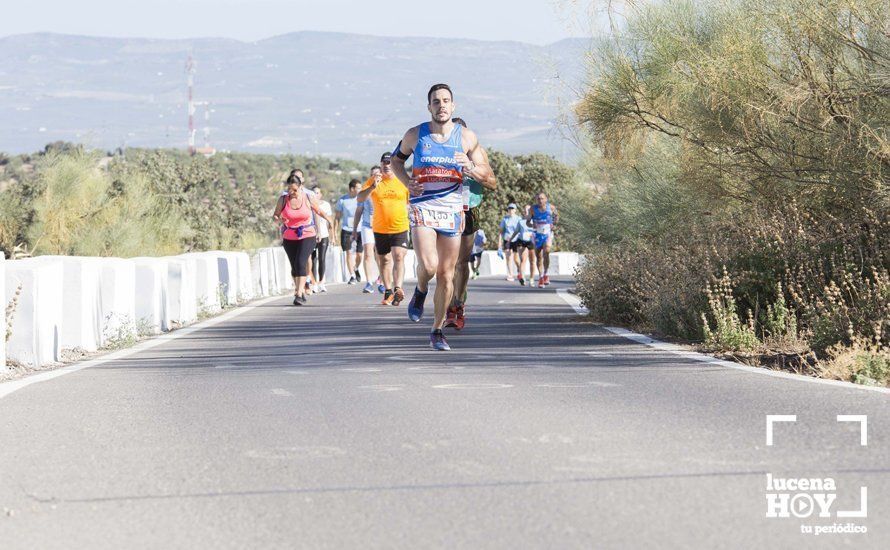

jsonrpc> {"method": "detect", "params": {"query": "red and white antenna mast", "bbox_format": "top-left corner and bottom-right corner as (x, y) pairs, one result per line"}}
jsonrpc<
(186, 54), (196, 155)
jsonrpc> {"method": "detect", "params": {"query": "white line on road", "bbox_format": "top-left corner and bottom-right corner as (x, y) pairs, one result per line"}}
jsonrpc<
(432, 383), (514, 390)
(340, 367), (383, 373)
(271, 388), (293, 396)
(556, 288), (890, 394)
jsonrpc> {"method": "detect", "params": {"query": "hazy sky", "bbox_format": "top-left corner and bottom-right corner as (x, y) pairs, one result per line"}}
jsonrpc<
(2, 0), (605, 44)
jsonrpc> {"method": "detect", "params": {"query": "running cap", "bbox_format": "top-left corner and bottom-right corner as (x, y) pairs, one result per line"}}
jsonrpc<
(507, 203), (517, 210)
(380, 152), (392, 162)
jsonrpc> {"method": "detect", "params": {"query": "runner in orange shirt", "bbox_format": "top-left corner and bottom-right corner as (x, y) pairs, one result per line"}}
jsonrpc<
(356, 152), (411, 306)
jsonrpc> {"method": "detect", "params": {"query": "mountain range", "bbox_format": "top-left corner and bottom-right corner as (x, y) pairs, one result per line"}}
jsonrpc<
(0, 32), (592, 163)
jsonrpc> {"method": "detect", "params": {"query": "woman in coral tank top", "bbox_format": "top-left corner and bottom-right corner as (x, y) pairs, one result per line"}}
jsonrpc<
(273, 173), (333, 305)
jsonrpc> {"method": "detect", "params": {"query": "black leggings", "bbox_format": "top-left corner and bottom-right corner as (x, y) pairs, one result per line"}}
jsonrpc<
(283, 236), (316, 277)
(311, 237), (330, 281)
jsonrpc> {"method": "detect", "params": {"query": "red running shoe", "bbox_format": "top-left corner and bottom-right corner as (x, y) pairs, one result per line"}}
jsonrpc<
(454, 305), (465, 330)
(444, 305), (458, 328)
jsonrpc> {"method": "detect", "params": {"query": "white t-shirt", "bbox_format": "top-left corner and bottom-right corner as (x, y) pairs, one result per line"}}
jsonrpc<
(315, 200), (333, 239)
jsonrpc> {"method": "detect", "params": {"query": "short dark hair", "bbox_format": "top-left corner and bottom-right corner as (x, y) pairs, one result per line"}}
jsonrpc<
(427, 83), (453, 104)
(452, 117), (468, 128)
(348, 178), (360, 189)
(286, 169), (302, 185)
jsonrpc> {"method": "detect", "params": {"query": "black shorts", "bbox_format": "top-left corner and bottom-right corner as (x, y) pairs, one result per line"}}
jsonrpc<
(462, 207), (480, 237)
(512, 240), (532, 251)
(469, 252), (482, 262)
(341, 229), (362, 250)
(374, 231), (409, 255)
(502, 239), (513, 251)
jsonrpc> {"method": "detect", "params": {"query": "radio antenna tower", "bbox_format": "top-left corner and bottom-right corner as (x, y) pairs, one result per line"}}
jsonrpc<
(186, 54), (196, 155)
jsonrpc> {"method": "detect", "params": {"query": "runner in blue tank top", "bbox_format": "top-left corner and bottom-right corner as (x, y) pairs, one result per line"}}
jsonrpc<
(526, 192), (559, 288)
(391, 83), (494, 351)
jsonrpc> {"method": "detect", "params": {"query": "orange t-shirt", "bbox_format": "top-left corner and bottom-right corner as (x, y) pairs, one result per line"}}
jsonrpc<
(362, 174), (409, 234)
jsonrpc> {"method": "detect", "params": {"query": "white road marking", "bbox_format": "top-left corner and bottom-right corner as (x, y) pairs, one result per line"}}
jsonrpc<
(0, 293), (285, 400)
(359, 384), (404, 392)
(285, 370), (310, 375)
(271, 388), (292, 396)
(340, 367), (382, 373)
(432, 383), (514, 390)
(584, 351), (614, 357)
(407, 365), (466, 371)
(556, 288), (890, 395)
(214, 364), (239, 369)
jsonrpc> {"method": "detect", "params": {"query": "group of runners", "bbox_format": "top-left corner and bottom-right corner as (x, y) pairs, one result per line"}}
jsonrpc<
(273, 84), (558, 350)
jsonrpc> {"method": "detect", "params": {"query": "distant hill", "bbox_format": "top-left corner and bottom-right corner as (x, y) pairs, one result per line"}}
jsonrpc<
(0, 32), (592, 163)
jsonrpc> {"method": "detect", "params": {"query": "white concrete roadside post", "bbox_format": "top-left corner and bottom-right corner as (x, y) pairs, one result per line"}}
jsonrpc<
(1, 252), (5, 372)
(132, 257), (171, 334)
(4, 258), (64, 368)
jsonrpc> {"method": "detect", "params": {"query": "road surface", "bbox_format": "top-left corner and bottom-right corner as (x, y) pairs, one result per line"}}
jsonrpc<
(1, 277), (887, 548)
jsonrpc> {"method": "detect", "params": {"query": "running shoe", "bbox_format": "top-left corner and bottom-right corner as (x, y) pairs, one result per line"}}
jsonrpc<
(392, 287), (405, 306)
(474, 269), (480, 278)
(454, 305), (465, 330)
(407, 287), (427, 322)
(429, 330), (451, 351)
(362, 282), (374, 293)
(543, 274), (550, 286)
(444, 305), (458, 328)
(378, 284), (386, 294)
(347, 276), (357, 285)
(319, 283), (328, 293)
(506, 275), (515, 282)
(300, 294), (308, 304)
(293, 296), (300, 306)
(537, 278), (545, 288)
(311, 284), (319, 294)
(382, 290), (394, 305)
(355, 269), (362, 281)
(518, 277), (526, 286)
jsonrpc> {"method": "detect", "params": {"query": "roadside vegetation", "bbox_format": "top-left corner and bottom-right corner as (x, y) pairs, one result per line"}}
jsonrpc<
(568, 0), (889, 386)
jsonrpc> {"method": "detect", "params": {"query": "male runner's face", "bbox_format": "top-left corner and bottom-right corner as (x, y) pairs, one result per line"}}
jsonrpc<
(428, 89), (454, 124)
(349, 185), (357, 197)
(536, 194), (547, 207)
(381, 159), (393, 175)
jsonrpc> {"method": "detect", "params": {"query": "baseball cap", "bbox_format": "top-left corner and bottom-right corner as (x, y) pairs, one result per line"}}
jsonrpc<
(380, 152), (392, 162)
(507, 203), (517, 210)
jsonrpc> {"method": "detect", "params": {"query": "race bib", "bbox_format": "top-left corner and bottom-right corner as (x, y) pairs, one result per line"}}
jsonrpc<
(412, 204), (456, 230)
(535, 223), (552, 235)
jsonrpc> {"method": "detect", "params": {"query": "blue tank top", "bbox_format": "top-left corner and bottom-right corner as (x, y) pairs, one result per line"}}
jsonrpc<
(532, 204), (553, 235)
(410, 122), (463, 210)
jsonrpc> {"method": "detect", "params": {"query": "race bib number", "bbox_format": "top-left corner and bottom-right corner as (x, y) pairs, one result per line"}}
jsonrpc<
(412, 205), (456, 230)
(535, 223), (552, 235)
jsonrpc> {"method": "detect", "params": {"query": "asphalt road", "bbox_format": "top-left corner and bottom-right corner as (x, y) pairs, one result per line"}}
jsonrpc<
(0, 277), (887, 549)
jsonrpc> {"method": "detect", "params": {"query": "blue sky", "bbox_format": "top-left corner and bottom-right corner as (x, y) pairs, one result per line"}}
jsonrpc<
(2, 0), (605, 44)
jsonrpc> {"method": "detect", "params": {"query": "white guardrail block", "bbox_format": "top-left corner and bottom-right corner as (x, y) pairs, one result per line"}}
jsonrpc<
(249, 250), (268, 297)
(166, 256), (198, 326)
(4, 258), (63, 367)
(324, 245), (344, 284)
(91, 257), (136, 346)
(132, 257), (170, 334)
(272, 247), (292, 293)
(0, 253), (5, 371)
(31, 256), (103, 352)
(181, 252), (221, 314)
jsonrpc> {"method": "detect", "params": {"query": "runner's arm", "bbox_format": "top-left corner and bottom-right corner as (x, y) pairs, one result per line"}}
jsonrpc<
(352, 204), (364, 234)
(272, 195), (285, 220)
(308, 194), (334, 227)
(356, 178), (377, 202)
(391, 128), (418, 191)
(458, 129), (496, 189)
(551, 204), (560, 225)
